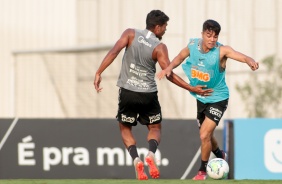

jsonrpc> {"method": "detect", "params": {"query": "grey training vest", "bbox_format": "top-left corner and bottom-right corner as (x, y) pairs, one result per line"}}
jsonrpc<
(116, 29), (161, 92)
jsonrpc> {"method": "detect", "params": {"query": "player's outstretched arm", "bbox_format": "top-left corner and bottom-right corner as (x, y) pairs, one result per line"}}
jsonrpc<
(157, 46), (190, 80)
(221, 45), (259, 71)
(167, 72), (213, 96)
(156, 44), (213, 96)
(94, 29), (133, 93)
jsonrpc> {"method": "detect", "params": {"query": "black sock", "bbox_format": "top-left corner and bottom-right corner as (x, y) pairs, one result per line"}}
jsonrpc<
(199, 160), (208, 172)
(148, 139), (159, 153)
(128, 145), (139, 160)
(212, 147), (223, 158)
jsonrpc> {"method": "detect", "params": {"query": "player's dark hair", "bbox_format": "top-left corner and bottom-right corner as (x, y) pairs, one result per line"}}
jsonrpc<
(203, 19), (221, 35)
(146, 10), (169, 29)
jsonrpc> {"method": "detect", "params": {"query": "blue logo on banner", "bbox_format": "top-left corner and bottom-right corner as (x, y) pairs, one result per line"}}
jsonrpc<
(234, 118), (282, 179)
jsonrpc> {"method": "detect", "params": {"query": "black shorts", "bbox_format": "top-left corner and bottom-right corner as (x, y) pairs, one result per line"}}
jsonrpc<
(197, 98), (229, 127)
(116, 88), (162, 126)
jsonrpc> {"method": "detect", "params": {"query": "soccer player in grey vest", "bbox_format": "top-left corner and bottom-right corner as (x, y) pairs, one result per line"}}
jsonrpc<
(94, 10), (212, 180)
(157, 19), (259, 180)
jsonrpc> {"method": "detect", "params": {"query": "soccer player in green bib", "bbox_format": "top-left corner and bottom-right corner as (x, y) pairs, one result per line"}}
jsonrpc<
(158, 19), (259, 180)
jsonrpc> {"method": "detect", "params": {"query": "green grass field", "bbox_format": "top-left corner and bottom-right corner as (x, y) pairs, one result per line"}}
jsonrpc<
(0, 179), (281, 184)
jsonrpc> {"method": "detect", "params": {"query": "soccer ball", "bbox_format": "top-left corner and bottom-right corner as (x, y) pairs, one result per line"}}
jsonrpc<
(206, 158), (229, 180)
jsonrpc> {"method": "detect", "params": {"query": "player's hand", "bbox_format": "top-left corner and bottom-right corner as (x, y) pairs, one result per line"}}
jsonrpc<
(190, 85), (213, 96)
(157, 69), (172, 80)
(247, 60), (259, 71)
(94, 74), (103, 93)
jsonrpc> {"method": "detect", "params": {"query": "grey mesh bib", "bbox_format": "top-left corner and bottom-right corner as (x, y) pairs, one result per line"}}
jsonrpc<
(116, 29), (161, 92)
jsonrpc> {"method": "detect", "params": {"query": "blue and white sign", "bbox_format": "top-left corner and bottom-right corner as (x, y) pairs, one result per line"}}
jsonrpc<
(233, 118), (282, 179)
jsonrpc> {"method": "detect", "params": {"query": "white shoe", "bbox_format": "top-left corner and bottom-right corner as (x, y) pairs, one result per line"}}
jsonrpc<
(133, 157), (148, 180)
(145, 152), (160, 179)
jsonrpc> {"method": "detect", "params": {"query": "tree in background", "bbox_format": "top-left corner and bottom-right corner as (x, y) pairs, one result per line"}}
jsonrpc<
(236, 55), (282, 117)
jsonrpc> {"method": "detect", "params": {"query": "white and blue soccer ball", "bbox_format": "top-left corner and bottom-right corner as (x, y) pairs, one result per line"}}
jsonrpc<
(206, 158), (229, 180)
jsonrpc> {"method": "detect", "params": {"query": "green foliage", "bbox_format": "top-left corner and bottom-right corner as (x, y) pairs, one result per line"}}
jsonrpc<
(235, 55), (282, 117)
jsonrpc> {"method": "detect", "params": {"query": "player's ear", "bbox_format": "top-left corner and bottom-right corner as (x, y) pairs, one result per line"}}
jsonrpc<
(155, 25), (161, 33)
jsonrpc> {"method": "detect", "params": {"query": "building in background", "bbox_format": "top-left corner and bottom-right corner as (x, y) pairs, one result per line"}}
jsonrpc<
(0, 0), (281, 125)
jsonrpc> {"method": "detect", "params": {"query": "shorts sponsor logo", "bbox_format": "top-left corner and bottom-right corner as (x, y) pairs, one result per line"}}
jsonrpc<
(149, 113), (161, 124)
(121, 114), (135, 123)
(209, 107), (222, 118)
